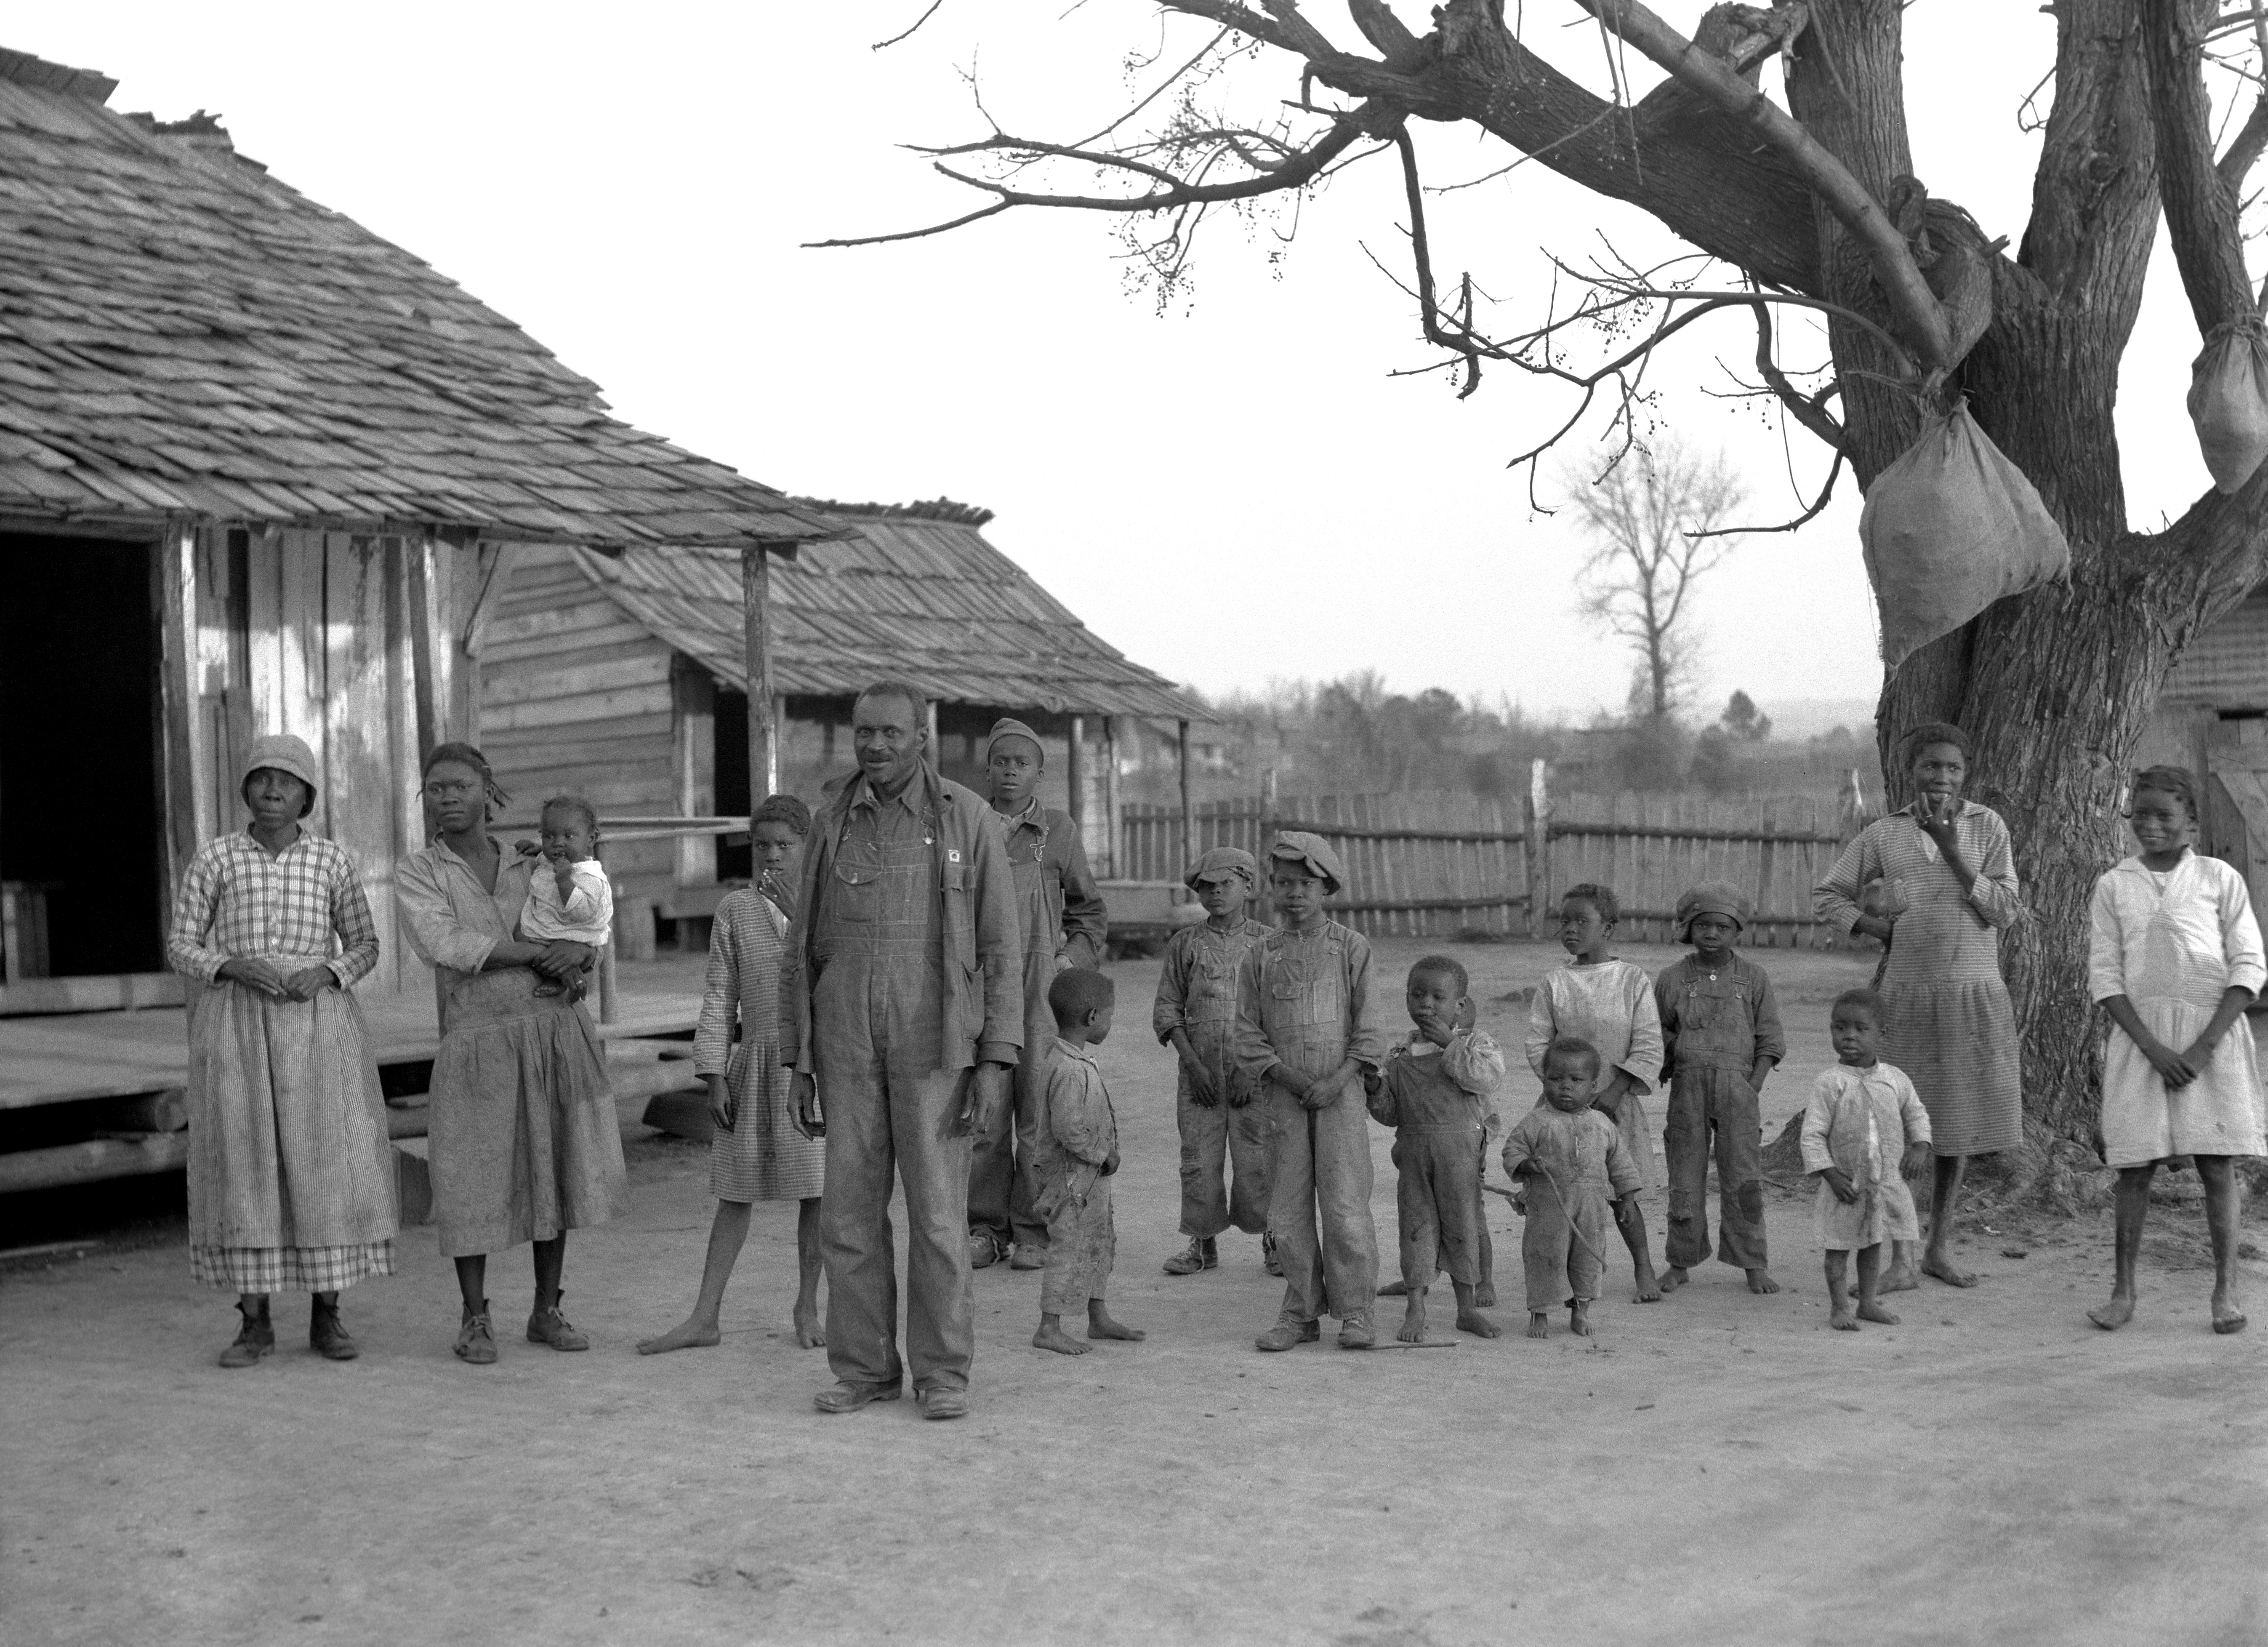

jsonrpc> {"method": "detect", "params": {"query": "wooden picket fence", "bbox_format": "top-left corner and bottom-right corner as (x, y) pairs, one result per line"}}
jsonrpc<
(1120, 767), (1865, 945)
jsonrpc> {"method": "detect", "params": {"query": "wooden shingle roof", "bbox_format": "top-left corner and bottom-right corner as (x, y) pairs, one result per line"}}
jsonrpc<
(571, 500), (1211, 721)
(0, 48), (835, 547)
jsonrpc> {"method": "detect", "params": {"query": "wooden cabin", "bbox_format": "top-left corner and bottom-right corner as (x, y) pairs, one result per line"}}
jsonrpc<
(0, 48), (835, 1013)
(475, 499), (1210, 948)
(2138, 578), (2268, 914)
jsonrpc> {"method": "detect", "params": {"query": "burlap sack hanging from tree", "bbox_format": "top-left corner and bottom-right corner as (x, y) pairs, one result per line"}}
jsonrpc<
(2186, 321), (2268, 495)
(1858, 401), (2072, 669)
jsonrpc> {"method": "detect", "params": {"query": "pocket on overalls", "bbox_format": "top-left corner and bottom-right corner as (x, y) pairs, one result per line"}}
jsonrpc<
(833, 859), (882, 922)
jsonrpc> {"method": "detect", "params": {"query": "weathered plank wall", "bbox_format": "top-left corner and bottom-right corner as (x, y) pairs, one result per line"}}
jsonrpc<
(476, 543), (677, 899)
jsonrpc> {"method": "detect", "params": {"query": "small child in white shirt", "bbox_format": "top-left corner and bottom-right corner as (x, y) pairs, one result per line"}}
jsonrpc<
(520, 795), (612, 997)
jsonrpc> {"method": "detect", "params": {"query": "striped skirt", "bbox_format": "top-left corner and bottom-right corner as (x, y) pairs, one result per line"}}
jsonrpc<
(709, 1040), (825, 1203)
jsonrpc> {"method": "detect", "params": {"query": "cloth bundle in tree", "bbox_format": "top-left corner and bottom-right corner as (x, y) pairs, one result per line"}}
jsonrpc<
(2186, 322), (2268, 495)
(1858, 404), (2071, 668)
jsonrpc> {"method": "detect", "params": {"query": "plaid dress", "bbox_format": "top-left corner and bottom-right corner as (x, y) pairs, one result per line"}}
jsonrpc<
(168, 829), (396, 1293)
(696, 886), (822, 1203)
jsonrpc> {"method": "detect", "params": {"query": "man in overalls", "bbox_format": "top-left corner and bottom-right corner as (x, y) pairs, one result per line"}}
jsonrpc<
(966, 717), (1108, 1271)
(779, 680), (1025, 1420)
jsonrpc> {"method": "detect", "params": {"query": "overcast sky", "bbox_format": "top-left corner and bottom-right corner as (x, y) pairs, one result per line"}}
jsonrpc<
(21, 4), (2232, 728)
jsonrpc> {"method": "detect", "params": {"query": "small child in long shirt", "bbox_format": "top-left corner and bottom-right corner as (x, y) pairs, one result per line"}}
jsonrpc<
(518, 795), (612, 998)
(1654, 881), (1785, 1295)
(1525, 882), (1666, 1302)
(1800, 989), (1931, 1331)
(1152, 847), (1277, 1279)
(1031, 969), (1145, 1356)
(1501, 1038), (1642, 1338)
(1366, 957), (1504, 1342)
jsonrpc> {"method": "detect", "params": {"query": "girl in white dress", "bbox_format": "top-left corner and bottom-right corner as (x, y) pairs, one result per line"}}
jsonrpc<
(2086, 766), (2264, 1336)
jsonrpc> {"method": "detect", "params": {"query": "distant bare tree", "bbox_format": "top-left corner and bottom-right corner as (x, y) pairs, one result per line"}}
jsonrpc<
(1566, 443), (1744, 723)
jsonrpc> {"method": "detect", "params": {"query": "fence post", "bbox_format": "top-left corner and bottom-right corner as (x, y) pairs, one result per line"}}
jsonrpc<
(1256, 766), (1278, 926)
(1177, 719), (1195, 881)
(1523, 758), (1552, 938)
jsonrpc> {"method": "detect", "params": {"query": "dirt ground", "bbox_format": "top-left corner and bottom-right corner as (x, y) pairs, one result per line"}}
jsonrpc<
(4, 938), (2263, 1647)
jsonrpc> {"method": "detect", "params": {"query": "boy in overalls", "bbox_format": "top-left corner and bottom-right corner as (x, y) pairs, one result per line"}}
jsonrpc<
(966, 717), (1107, 1270)
(1235, 831), (1386, 1350)
(1152, 847), (1277, 1277)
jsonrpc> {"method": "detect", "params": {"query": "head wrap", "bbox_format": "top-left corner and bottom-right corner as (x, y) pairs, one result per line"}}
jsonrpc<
(1183, 845), (1259, 895)
(1675, 880), (1749, 941)
(1267, 830), (1347, 897)
(241, 733), (320, 818)
(985, 717), (1046, 766)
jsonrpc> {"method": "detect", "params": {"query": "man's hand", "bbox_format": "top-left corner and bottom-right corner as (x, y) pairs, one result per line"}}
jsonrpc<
(280, 965), (336, 1002)
(220, 957), (290, 997)
(791, 1071), (824, 1140)
(1821, 1165), (1859, 1205)
(951, 1061), (1012, 1139)
(1298, 1069), (1341, 1111)
(707, 1073), (737, 1133)
(1272, 1065), (1313, 1101)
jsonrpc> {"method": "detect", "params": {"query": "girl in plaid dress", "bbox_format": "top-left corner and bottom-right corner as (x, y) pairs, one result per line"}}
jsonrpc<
(168, 734), (397, 1368)
(639, 795), (825, 1354)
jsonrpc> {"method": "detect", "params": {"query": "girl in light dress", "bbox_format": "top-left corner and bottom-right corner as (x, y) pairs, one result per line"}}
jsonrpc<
(2086, 766), (2264, 1337)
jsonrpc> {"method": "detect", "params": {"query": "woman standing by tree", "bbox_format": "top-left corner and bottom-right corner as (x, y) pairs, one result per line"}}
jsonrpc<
(1816, 725), (2024, 1290)
(396, 744), (626, 1365)
(169, 735), (396, 1367)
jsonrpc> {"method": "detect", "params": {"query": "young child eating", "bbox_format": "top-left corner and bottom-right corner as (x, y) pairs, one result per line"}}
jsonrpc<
(1799, 989), (1931, 1331)
(519, 795), (611, 998)
(1501, 1038), (1641, 1338)
(1524, 882), (1666, 1302)
(1654, 882), (1785, 1295)
(2086, 765), (2264, 1335)
(1152, 847), (1277, 1278)
(1236, 831), (1385, 1352)
(1365, 957), (1504, 1342)
(1031, 969), (1145, 1356)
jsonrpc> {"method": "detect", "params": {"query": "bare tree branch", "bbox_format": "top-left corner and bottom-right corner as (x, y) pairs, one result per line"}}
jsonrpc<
(1579, 0), (1953, 372)
(872, 0), (945, 52)
(1745, 297), (1844, 448)
(2143, 0), (2257, 333)
(1690, 446), (1843, 540)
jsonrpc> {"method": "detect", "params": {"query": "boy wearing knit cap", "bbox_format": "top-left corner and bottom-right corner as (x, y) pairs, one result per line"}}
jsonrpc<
(1152, 847), (1278, 1277)
(1235, 831), (1387, 1350)
(1654, 881), (1787, 1295)
(967, 716), (1110, 1271)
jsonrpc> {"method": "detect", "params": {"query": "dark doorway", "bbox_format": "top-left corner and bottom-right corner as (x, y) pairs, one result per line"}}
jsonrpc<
(0, 535), (165, 977)
(713, 685), (751, 882)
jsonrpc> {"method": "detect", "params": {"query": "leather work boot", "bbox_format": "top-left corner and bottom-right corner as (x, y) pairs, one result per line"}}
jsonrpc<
(1338, 1311), (1377, 1351)
(1162, 1237), (1218, 1276)
(918, 1386), (970, 1420)
(309, 1298), (359, 1361)
(219, 1297), (274, 1368)
(813, 1381), (903, 1415)
(1008, 1243), (1046, 1272)
(1254, 1316), (1320, 1352)
(527, 1293), (590, 1351)
(454, 1303), (498, 1365)
(967, 1230), (1002, 1270)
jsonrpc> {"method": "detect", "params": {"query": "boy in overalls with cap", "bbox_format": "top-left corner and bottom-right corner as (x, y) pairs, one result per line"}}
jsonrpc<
(966, 716), (1108, 1271)
(1235, 831), (1386, 1349)
(1152, 847), (1277, 1277)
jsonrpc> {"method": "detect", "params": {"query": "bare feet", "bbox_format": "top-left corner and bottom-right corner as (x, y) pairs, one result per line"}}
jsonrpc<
(793, 1303), (825, 1349)
(1526, 1312), (1550, 1339)
(1855, 1301), (1900, 1325)
(1830, 1302), (1858, 1331)
(1398, 1292), (1428, 1344)
(2210, 1285), (2247, 1335)
(1632, 1264), (1663, 1304)
(1746, 1268), (1781, 1295)
(1475, 1280), (1496, 1308)
(1920, 1252), (1978, 1288)
(1377, 1279), (1410, 1298)
(1658, 1266), (1688, 1293)
(1033, 1319), (1090, 1355)
(636, 1317), (721, 1355)
(1569, 1300), (1593, 1337)
(1087, 1304), (1145, 1342)
(1880, 1263), (1920, 1294)
(1455, 1304), (1501, 1339)
(2087, 1294), (2135, 1332)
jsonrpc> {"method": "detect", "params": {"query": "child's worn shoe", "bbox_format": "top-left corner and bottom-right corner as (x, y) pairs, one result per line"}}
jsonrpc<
(967, 1230), (1003, 1270)
(454, 1303), (497, 1365)
(218, 1298), (274, 1368)
(1008, 1243), (1047, 1272)
(1162, 1237), (1218, 1276)
(309, 1298), (359, 1361)
(527, 1296), (590, 1351)
(1262, 1234), (1283, 1277)
(1255, 1315), (1320, 1352)
(1337, 1311), (1377, 1351)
